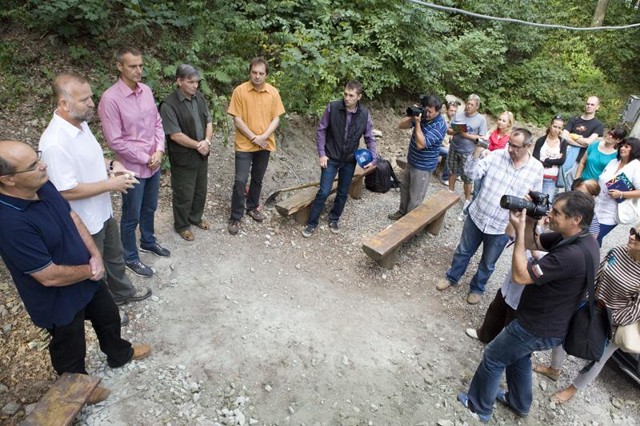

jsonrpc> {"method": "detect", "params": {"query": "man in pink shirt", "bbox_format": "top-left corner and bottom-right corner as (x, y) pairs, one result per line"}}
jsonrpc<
(98, 47), (170, 278)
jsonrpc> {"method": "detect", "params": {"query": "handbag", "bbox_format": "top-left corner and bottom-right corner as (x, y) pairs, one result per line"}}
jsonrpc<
(563, 244), (612, 361)
(613, 321), (640, 353)
(615, 198), (640, 225)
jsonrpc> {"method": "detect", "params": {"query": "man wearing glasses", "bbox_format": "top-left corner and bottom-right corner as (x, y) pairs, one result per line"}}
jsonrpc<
(436, 129), (544, 305)
(40, 74), (152, 311)
(562, 96), (605, 189)
(0, 140), (150, 405)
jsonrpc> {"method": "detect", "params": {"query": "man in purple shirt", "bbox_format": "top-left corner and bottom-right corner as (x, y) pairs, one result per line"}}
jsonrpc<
(302, 80), (377, 237)
(98, 47), (170, 278)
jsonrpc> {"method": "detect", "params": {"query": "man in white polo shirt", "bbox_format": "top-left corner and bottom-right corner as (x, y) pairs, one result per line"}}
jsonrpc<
(39, 74), (151, 311)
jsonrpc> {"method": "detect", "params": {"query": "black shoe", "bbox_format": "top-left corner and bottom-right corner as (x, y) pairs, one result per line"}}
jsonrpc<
(329, 221), (340, 234)
(228, 220), (240, 235)
(301, 225), (315, 238)
(388, 210), (404, 220)
(125, 260), (153, 278)
(140, 242), (170, 257)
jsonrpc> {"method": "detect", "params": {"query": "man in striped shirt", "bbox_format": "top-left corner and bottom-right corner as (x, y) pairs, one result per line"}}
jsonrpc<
(436, 128), (544, 305)
(388, 95), (447, 220)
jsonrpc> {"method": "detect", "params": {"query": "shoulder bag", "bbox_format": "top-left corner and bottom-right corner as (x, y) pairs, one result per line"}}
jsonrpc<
(563, 243), (612, 361)
(613, 321), (640, 353)
(615, 198), (640, 225)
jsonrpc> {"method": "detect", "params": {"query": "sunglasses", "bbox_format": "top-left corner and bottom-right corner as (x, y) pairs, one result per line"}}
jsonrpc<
(630, 227), (640, 241)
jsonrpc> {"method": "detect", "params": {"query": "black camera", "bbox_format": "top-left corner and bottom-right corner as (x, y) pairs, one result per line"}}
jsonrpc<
(406, 105), (424, 117)
(500, 190), (550, 220)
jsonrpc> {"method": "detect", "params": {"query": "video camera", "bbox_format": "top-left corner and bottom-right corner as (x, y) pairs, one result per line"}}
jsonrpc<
(500, 190), (550, 220)
(406, 94), (429, 117)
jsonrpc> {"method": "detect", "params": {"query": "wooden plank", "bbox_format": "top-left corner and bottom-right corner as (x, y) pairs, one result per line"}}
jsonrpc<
(349, 165), (376, 199)
(362, 190), (460, 266)
(22, 373), (101, 426)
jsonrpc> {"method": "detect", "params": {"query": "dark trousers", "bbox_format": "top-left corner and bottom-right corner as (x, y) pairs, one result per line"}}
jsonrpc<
(92, 217), (135, 304)
(477, 289), (517, 344)
(307, 159), (356, 227)
(170, 158), (208, 232)
(230, 150), (270, 221)
(47, 282), (133, 375)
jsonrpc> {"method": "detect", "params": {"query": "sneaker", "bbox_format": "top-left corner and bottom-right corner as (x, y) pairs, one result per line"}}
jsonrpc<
(458, 392), (491, 423)
(496, 389), (528, 417)
(139, 242), (170, 257)
(329, 221), (340, 234)
(465, 328), (479, 340)
(125, 260), (153, 278)
(302, 225), (315, 238)
(247, 209), (266, 222)
(87, 386), (111, 405)
(132, 344), (151, 360)
(467, 293), (482, 305)
(440, 177), (449, 185)
(115, 286), (152, 306)
(120, 310), (129, 327)
(435, 278), (453, 291)
(228, 220), (240, 235)
(388, 210), (404, 220)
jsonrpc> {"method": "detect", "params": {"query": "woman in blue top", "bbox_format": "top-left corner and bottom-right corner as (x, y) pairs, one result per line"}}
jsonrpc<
(575, 126), (626, 181)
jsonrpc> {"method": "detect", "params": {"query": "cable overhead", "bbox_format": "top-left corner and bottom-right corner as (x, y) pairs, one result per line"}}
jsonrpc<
(406, 0), (640, 31)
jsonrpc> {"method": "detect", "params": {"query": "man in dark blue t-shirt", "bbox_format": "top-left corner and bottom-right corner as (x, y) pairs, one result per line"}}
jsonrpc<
(0, 140), (151, 404)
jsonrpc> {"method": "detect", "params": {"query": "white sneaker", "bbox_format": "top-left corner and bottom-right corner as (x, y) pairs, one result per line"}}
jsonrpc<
(465, 328), (479, 340)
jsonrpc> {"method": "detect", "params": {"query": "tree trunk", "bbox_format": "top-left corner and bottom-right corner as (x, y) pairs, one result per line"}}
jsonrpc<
(591, 0), (611, 26)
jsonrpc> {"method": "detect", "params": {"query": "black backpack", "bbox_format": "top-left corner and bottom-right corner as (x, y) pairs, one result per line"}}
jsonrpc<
(365, 158), (400, 193)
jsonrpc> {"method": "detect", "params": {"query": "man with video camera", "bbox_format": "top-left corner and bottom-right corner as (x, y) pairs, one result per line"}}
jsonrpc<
(436, 128), (544, 304)
(457, 190), (599, 423)
(388, 94), (447, 220)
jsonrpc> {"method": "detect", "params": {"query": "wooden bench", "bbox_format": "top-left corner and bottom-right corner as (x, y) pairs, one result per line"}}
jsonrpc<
(275, 166), (375, 225)
(22, 373), (101, 426)
(361, 189), (460, 269)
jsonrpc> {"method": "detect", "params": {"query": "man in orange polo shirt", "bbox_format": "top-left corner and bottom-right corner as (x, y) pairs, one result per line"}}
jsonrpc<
(227, 57), (286, 235)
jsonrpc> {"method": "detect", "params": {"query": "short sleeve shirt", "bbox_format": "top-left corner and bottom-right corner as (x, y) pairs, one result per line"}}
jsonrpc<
(450, 111), (488, 155)
(227, 81), (285, 152)
(517, 231), (599, 337)
(160, 91), (212, 141)
(0, 182), (98, 328)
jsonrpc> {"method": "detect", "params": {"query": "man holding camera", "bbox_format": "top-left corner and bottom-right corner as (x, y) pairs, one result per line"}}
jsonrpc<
(388, 95), (447, 220)
(436, 128), (544, 304)
(458, 190), (598, 422)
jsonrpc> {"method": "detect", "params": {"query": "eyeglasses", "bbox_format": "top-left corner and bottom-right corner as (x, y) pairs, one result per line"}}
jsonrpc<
(507, 141), (526, 150)
(3, 151), (42, 176)
(630, 227), (640, 241)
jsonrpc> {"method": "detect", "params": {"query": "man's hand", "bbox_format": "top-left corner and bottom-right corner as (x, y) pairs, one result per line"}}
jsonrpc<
(88, 256), (105, 281)
(196, 140), (210, 156)
(148, 151), (164, 170)
(319, 156), (328, 168)
(253, 135), (268, 149)
(509, 208), (527, 236)
(109, 172), (139, 194)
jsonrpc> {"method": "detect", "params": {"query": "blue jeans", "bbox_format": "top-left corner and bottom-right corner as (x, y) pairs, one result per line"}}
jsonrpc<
(562, 146), (581, 189)
(446, 216), (510, 294)
(307, 159), (356, 227)
(597, 223), (617, 247)
(120, 171), (160, 263)
(542, 178), (557, 204)
(231, 150), (271, 221)
(467, 319), (564, 419)
(439, 146), (449, 180)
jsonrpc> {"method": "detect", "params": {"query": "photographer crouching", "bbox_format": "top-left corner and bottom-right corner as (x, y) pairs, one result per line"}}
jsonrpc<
(457, 190), (599, 422)
(388, 94), (447, 220)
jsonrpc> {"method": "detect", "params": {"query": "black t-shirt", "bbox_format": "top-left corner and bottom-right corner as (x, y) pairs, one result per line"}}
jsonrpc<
(565, 116), (605, 162)
(516, 231), (599, 338)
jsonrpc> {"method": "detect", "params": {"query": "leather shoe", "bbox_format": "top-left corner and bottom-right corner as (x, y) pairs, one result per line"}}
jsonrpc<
(116, 286), (152, 306)
(178, 229), (195, 241)
(435, 278), (453, 291)
(87, 386), (110, 405)
(191, 220), (210, 230)
(140, 242), (170, 257)
(132, 344), (151, 360)
(388, 210), (404, 220)
(247, 209), (266, 222)
(467, 293), (482, 305)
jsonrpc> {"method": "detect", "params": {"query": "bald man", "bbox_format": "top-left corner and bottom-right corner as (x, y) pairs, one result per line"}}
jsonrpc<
(0, 140), (150, 404)
(39, 74), (151, 310)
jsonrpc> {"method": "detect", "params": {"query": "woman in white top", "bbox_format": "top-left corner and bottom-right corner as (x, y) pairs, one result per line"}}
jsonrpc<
(532, 115), (569, 204)
(594, 137), (640, 246)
